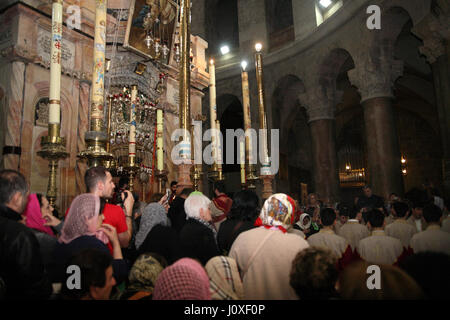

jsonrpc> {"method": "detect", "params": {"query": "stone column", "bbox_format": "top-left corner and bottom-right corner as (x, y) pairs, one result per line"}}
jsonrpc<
(300, 87), (340, 205)
(2, 61), (25, 170)
(413, 11), (450, 197)
(349, 58), (404, 200)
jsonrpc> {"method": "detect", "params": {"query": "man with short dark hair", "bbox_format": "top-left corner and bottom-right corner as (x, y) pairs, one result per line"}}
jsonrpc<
(307, 208), (353, 271)
(356, 209), (407, 265)
(167, 187), (193, 234)
(407, 202), (428, 232)
(210, 181), (232, 230)
(385, 202), (417, 249)
(410, 204), (450, 255)
(337, 207), (370, 251)
(61, 248), (116, 300)
(168, 181), (178, 205)
(83, 166), (134, 250)
(0, 169), (52, 299)
(356, 185), (384, 212)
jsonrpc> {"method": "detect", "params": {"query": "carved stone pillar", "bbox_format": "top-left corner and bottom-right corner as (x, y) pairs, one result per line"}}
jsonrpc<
(348, 57), (404, 200)
(413, 9), (450, 197)
(76, 81), (90, 194)
(2, 61), (25, 170)
(300, 86), (340, 205)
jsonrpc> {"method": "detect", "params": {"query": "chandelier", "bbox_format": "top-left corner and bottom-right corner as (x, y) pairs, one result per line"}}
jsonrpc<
(108, 86), (157, 178)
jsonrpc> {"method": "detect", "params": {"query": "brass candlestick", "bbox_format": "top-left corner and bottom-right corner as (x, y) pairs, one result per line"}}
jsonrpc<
(155, 169), (168, 194)
(246, 164), (259, 189)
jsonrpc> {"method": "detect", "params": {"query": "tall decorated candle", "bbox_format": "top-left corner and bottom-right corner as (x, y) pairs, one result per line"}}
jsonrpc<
(157, 109), (164, 171)
(129, 85), (137, 167)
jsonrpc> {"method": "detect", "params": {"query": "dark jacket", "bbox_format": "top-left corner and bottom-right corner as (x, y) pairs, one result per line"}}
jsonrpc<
(167, 196), (187, 234)
(31, 229), (58, 270)
(137, 224), (182, 264)
(50, 235), (128, 285)
(179, 218), (220, 265)
(0, 205), (52, 300)
(217, 219), (256, 254)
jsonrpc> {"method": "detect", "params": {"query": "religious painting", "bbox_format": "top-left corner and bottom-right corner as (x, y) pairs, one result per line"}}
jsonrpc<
(124, 0), (179, 64)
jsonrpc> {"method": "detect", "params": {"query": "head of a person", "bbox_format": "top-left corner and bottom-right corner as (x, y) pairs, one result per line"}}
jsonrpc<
(338, 261), (424, 300)
(228, 190), (259, 222)
(363, 185), (373, 198)
(320, 208), (337, 227)
(170, 181), (178, 193)
(411, 202), (424, 219)
(205, 256), (244, 300)
(153, 258), (211, 300)
(337, 204), (349, 224)
(367, 209), (385, 229)
(213, 181), (226, 195)
(59, 194), (103, 244)
(134, 203), (170, 250)
(0, 169), (29, 215)
(422, 203), (442, 224)
(128, 253), (167, 294)
(399, 252), (450, 300)
(290, 247), (338, 300)
(84, 166), (115, 198)
(184, 192), (212, 222)
(23, 193), (54, 236)
(392, 201), (409, 218)
(348, 207), (360, 220)
(307, 193), (317, 206)
(180, 187), (194, 199)
(36, 193), (54, 217)
(259, 193), (296, 231)
(61, 248), (115, 300)
(389, 193), (399, 202)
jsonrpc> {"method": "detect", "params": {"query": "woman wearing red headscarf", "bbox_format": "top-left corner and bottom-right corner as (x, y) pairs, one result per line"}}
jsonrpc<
(229, 193), (310, 300)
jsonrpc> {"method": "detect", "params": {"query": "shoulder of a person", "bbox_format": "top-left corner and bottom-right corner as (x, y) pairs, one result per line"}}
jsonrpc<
(104, 203), (125, 214)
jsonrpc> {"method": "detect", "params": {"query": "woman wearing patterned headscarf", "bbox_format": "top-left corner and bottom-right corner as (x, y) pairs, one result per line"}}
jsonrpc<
(134, 203), (181, 264)
(119, 253), (167, 300)
(229, 193), (310, 300)
(153, 258), (211, 300)
(205, 256), (244, 300)
(50, 194), (128, 286)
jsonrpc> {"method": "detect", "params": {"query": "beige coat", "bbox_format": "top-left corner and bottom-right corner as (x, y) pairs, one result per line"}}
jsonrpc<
(356, 230), (404, 265)
(307, 229), (349, 259)
(407, 216), (428, 233)
(385, 214), (395, 226)
(385, 219), (417, 248)
(229, 227), (309, 300)
(334, 220), (344, 234)
(337, 220), (370, 251)
(442, 217), (450, 233)
(410, 225), (450, 255)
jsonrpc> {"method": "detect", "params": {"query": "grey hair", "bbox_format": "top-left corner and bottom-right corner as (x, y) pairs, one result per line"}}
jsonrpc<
(184, 192), (211, 219)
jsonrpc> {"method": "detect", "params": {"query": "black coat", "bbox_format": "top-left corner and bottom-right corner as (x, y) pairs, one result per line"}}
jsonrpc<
(179, 218), (220, 265)
(137, 224), (182, 265)
(217, 219), (256, 254)
(0, 205), (52, 300)
(167, 196), (187, 234)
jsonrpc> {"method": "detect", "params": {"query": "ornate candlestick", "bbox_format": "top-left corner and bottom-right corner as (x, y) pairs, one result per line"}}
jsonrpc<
(37, 0), (68, 209)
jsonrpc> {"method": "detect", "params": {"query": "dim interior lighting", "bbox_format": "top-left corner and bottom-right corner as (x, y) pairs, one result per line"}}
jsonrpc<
(241, 60), (247, 71)
(401, 156), (406, 164)
(319, 0), (332, 8)
(402, 168), (407, 174)
(220, 45), (230, 55)
(210, 59), (215, 65)
(255, 43), (262, 52)
(345, 164), (351, 170)
(359, 172), (363, 177)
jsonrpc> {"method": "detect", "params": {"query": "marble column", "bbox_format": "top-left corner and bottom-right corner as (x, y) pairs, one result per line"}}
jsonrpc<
(349, 58), (404, 200)
(3, 61), (26, 170)
(300, 87), (340, 205)
(75, 81), (90, 194)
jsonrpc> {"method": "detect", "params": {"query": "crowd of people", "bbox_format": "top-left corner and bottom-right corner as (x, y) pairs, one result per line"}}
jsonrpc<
(0, 168), (449, 300)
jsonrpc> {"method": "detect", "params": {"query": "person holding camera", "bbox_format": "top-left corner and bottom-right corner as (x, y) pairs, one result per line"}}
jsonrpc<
(84, 167), (134, 254)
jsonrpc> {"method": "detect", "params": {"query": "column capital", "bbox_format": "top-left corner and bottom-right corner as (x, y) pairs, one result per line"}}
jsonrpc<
(299, 84), (343, 123)
(348, 56), (403, 103)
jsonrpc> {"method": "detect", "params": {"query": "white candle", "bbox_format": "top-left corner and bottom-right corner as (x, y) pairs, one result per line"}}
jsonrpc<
(215, 119), (222, 166)
(49, 0), (63, 125)
(240, 139), (246, 184)
(129, 85), (137, 165)
(157, 109), (164, 171)
(209, 59), (217, 162)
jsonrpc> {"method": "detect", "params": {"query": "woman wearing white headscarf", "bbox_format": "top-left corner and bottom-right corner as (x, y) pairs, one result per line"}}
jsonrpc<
(134, 203), (181, 264)
(229, 193), (310, 300)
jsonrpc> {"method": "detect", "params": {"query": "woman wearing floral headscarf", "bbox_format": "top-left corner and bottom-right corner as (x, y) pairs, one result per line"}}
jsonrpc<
(229, 193), (310, 300)
(134, 203), (181, 264)
(153, 258), (211, 300)
(205, 256), (244, 300)
(50, 194), (127, 286)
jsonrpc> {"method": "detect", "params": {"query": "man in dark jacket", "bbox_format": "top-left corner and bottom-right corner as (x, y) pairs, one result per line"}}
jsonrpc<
(0, 169), (52, 299)
(179, 192), (220, 265)
(167, 187), (193, 234)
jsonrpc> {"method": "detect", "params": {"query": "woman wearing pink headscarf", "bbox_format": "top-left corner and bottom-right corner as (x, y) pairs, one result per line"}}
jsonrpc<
(49, 194), (128, 287)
